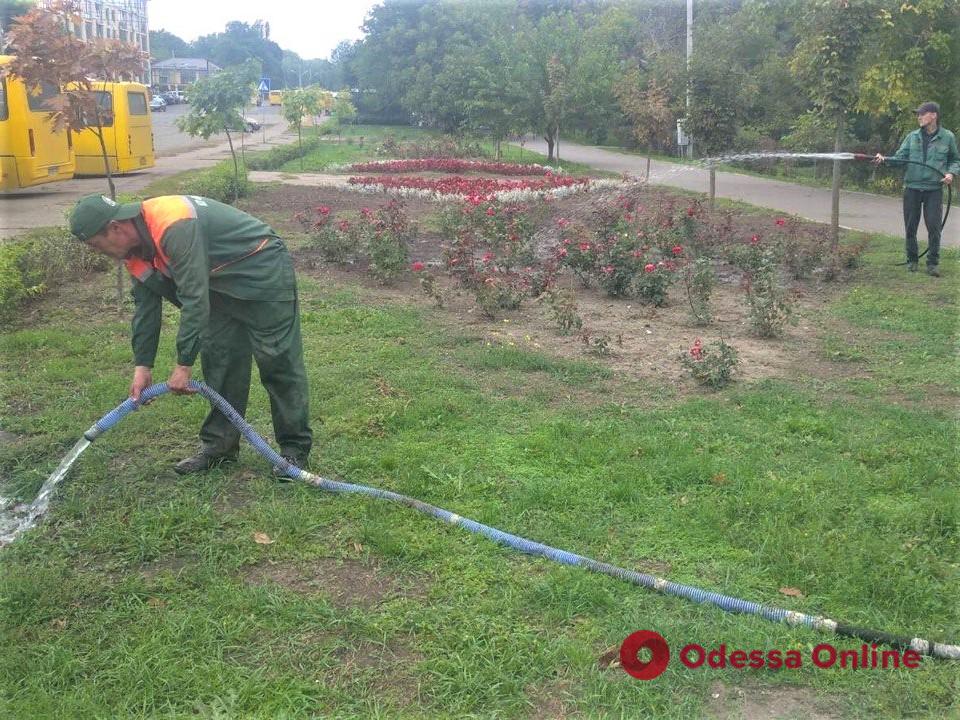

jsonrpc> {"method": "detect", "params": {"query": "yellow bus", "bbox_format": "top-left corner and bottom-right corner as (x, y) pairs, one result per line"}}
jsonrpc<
(0, 55), (75, 191)
(268, 90), (283, 106)
(71, 81), (155, 176)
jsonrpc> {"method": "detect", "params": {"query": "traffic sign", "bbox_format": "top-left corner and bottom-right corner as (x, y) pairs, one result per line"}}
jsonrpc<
(258, 78), (270, 93)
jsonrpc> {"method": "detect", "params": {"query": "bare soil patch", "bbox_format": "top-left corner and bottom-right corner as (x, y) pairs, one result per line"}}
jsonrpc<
(706, 681), (844, 720)
(240, 182), (859, 394)
(241, 556), (428, 609)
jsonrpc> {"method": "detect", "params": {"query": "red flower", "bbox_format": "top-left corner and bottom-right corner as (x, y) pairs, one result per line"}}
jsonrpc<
(486, 207), (496, 216)
(557, 218), (570, 228)
(672, 245), (683, 256)
(482, 252), (495, 263)
(687, 207), (696, 217)
(411, 261), (425, 271)
(578, 242), (592, 252)
(644, 263), (656, 273)
(750, 234), (760, 245)
(775, 217), (786, 226)
(360, 207), (372, 217)
(316, 205), (331, 216)
(337, 220), (350, 232)
(602, 265), (615, 274)
(632, 250), (644, 258)
(557, 248), (568, 258)
(690, 338), (703, 360)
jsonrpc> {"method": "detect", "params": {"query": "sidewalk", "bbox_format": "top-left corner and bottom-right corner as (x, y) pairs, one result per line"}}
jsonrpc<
(518, 138), (959, 248)
(0, 121), (295, 238)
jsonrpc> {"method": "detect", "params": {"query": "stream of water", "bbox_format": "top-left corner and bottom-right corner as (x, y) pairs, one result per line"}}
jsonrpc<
(0, 437), (91, 548)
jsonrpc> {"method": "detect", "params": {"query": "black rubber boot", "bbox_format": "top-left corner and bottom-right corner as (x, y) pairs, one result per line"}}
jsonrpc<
(174, 450), (238, 475)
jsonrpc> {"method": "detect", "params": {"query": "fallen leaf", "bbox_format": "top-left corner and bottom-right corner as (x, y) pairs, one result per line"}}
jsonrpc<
(353, 542), (363, 553)
(597, 645), (621, 670)
(147, 597), (167, 609)
(253, 532), (275, 545)
(50, 618), (67, 631)
(711, 473), (727, 485)
(778, 587), (804, 598)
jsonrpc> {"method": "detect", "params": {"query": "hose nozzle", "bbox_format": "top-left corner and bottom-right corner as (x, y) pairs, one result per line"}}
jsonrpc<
(852, 153), (876, 161)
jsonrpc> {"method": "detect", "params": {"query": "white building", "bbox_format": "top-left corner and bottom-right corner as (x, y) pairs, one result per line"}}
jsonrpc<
(39, 0), (151, 83)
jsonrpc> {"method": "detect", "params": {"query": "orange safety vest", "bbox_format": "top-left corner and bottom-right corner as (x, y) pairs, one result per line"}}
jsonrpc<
(124, 195), (197, 282)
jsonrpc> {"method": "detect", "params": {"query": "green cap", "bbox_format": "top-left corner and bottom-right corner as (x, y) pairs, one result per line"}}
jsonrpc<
(69, 194), (142, 241)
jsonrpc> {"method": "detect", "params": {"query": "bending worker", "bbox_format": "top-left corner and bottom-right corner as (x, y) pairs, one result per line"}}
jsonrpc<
(69, 193), (312, 477)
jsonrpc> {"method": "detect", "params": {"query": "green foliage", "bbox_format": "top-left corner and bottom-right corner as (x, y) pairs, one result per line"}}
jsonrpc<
(176, 62), (258, 141)
(245, 136), (322, 171)
(0, 228), (108, 324)
(683, 256), (715, 325)
(177, 161), (251, 205)
(177, 61), (259, 200)
(727, 239), (793, 337)
(681, 337), (739, 389)
(541, 286), (583, 335)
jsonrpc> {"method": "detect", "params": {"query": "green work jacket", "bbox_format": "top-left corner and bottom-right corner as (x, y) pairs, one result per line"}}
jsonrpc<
(127, 195), (296, 368)
(888, 126), (960, 191)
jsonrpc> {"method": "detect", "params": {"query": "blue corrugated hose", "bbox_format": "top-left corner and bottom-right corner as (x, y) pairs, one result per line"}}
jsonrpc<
(80, 380), (959, 660)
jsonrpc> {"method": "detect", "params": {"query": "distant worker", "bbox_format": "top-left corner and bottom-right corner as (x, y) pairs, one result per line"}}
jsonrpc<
(875, 101), (958, 276)
(69, 194), (313, 477)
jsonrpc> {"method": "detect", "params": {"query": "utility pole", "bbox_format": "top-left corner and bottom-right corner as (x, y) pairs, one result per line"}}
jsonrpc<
(686, 0), (693, 159)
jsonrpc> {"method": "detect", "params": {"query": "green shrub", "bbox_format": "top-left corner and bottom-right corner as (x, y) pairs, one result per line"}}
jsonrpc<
(0, 228), (108, 324)
(178, 162), (251, 204)
(246, 137), (322, 170)
(681, 337), (739, 389)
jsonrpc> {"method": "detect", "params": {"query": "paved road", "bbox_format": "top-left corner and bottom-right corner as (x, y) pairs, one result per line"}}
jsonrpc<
(0, 106), (292, 237)
(519, 138), (959, 247)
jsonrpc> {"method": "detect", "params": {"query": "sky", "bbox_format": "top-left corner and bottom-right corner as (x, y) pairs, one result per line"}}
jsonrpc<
(147, 0), (381, 60)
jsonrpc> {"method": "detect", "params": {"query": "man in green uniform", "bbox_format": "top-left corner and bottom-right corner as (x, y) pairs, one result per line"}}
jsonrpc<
(875, 101), (958, 276)
(69, 193), (312, 476)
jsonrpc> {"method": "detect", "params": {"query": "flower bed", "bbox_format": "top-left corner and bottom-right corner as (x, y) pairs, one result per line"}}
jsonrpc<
(347, 173), (590, 201)
(347, 158), (558, 176)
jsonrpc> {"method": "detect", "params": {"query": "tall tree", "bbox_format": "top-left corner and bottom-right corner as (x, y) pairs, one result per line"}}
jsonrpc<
(857, 0), (960, 139)
(149, 29), (190, 61)
(791, 0), (879, 247)
(190, 20), (282, 88)
(615, 70), (673, 178)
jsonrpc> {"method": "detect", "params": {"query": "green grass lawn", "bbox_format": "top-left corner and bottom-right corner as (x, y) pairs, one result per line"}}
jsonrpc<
(271, 124), (603, 177)
(0, 211), (957, 716)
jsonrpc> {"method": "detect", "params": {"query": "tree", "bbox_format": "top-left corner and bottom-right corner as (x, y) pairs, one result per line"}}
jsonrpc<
(791, 0), (879, 247)
(615, 70), (673, 178)
(280, 87), (312, 169)
(6, 0), (147, 311)
(684, 57), (741, 158)
(177, 61), (258, 201)
(857, 0), (960, 139)
(332, 88), (357, 143)
(190, 20), (282, 90)
(149, 29), (190, 61)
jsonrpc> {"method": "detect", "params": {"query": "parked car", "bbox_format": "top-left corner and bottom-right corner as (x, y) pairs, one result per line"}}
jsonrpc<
(160, 92), (178, 105)
(243, 117), (261, 132)
(149, 96), (167, 112)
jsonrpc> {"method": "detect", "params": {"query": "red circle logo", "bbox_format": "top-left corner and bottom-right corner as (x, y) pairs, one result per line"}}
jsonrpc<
(620, 630), (671, 680)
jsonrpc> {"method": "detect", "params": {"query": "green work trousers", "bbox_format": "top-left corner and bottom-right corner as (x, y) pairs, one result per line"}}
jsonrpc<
(199, 291), (312, 460)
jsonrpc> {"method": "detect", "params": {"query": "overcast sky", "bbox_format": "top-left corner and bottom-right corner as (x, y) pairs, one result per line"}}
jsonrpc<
(148, 1), (381, 60)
